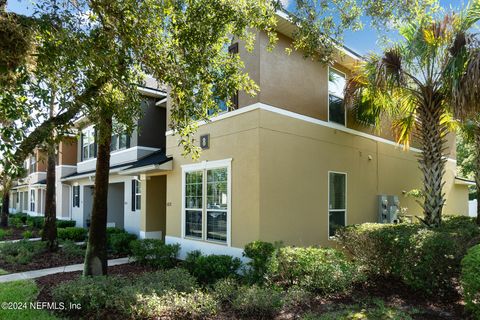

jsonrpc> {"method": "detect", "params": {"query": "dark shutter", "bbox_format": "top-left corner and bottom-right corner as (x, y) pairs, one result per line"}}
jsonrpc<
(228, 42), (239, 109)
(126, 134), (131, 149)
(131, 180), (136, 211)
(80, 133), (83, 161)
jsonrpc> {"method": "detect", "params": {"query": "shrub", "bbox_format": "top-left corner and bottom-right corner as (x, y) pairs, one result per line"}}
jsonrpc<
(0, 229), (7, 240)
(185, 250), (242, 285)
(336, 216), (480, 295)
(107, 232), (137, 255)
(106, 227), (126, 235)
(61, 240), (85, 258)
(130, 239), (180, 268)
(131, 290), (218, 320)
(135, 268), (198, 294)
(26, 216), (44, 229)
(53, 276), (127, 317)
(0, 240), (45, 265)
(461, 244), (480, 318)
(232, 285), (284, 318)
(212, 278), (239, 305)
(266, 247), (359, 295)
(283, 286), (312, 311)
(22, 230), (33, 239)
(56, 220), (76, 228)
(57, 227), (87, 242)
(8, 215), (24, 228)
(243, 240), (276, 283)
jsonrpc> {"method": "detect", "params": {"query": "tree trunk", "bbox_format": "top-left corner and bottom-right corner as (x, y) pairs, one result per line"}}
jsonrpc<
(417, 100), (447, 227)
(1, 188), (9, 227)
(42, 145), (58, 251)
(83, 113), (112, 276)
(474, 129), (480, 226)
(0, 180), (11, 227)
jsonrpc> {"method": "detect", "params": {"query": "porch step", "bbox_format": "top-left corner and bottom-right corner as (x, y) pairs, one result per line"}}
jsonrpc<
(0, 257), (130, 283)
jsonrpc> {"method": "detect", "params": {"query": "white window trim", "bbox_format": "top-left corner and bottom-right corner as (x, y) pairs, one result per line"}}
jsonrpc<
(327, 171), (347, 239)
(327, 66), (347, 126)
(181, 158), (232, 247)
(82, 126), (95, 161)
(134, 179), (141, 211)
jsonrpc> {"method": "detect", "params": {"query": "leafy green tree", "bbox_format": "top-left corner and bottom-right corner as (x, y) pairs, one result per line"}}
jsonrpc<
(345, 2), (480, 227)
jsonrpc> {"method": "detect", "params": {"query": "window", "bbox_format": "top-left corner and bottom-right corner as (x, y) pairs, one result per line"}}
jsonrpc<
(72, 186), (80, 208)
(111, 133), (129, 152)
(328, 172), (346, 238)
(29, 156), (36, 175)
(81, 127), (95, 160)
(183, 160), (230, 244)
(131, 179), (141, 211)
(30, 190), (35, 212)
(328, 68), (346, 126)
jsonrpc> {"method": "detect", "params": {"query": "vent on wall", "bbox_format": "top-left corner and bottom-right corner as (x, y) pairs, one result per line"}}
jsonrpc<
(378, 195), (400, 224)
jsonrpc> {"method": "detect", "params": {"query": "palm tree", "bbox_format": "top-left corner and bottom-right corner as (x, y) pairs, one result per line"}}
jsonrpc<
(345, 2), (480, 227)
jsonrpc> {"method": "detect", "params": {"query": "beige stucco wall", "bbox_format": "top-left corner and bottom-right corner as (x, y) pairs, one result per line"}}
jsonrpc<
(141, 175), (167, 235)
(165, 108), (468, 249)
(166, 110), (262, 248)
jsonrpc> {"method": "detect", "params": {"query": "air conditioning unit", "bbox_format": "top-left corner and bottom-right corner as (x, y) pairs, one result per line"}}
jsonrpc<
(378, 195), (400, 224)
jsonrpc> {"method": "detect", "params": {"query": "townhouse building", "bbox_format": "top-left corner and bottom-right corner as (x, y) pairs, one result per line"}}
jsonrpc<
(9, 13), (471, 259)
(9, 137), (77, 219)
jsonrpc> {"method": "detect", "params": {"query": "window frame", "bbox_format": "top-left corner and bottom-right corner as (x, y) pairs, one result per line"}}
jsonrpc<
(132, 179), (141, 211)
(327, 66), (347, 126)
(181, 159), (232, 246)
(81, 126), (96, 161)
(29, 155), (36, 175)
(111, 132), (129, 153)
(30, 189), (35, 212)
(327, 171), (347, 239)
(72, 186), (80, 208)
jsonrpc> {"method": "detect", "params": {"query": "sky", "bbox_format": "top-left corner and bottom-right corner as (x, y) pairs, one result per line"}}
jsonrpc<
(5, 0), (472, 56)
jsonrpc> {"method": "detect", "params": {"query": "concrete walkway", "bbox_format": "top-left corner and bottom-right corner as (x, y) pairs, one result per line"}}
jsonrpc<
(0, 237), (42, 244)
(0, 257), (130, 283)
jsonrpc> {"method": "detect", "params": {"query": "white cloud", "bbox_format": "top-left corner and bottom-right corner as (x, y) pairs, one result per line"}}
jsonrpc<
(280, 0), (291, 8)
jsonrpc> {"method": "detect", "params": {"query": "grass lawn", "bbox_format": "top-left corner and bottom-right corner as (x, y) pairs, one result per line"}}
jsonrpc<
(0, 269), (8, 275)
(0, 280), (57, 320)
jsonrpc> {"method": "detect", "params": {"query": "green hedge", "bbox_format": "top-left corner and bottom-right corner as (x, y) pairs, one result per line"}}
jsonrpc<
(336, 216), (480, 295)
(57, 227), (87, 242)
(266, 246), (360, 295)
(56, 220), (76, 228)
(130, 239), (179, 268)
(461, 244), (480, 318)
(243, 240), (276, 283)
(184, 250), (242, 285)
(107, 231), (137, 255)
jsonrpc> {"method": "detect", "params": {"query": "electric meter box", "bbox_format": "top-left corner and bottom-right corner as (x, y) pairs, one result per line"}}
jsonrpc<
(378, 195), (400, 224)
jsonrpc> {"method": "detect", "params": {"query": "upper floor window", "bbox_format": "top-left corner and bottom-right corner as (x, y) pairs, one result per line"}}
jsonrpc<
(328, 68), (346, 126)
(111, 133), (129, 152)
(29, 156), (36, 175)
(81, 127), (95, 161)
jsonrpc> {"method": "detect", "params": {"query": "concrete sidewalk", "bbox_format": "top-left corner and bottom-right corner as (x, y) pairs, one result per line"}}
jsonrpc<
(0, 257), (130, 283)
(0, 237), (42, 244)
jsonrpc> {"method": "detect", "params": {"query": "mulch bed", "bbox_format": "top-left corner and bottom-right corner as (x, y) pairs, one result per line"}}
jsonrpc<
(35, 263), (155, 303)
(0, 252), (126, 273)
(0, 226), (40, 241)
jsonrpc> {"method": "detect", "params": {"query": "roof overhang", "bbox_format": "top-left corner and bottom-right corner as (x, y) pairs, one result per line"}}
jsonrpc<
(455, 177), (476, 186)
(119, 159), (173, 175)
(61, 166), (130, 182)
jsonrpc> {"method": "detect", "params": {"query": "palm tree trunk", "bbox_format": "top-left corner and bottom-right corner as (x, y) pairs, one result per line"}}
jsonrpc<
(83, 112), (112, 276)
(417, 100), (447, 227)
(42, 145), (57, 251)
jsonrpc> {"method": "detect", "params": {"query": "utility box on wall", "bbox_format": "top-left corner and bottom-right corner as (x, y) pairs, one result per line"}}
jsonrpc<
(378, 195), (400, 224)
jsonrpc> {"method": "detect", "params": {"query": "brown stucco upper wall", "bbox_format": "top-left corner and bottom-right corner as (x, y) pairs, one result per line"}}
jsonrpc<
(58, 137), (78, 165)
(36, 150), (47, 172)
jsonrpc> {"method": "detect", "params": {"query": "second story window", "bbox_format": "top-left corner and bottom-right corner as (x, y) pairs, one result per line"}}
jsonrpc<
(81, 127), (95, 161)
(328, 68), (346, 126)
(111, 133), (129, 152)
(29, 156), (36, 175)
